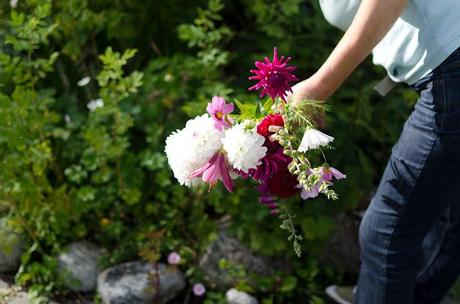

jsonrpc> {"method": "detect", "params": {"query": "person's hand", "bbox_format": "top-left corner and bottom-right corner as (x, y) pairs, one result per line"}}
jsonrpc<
(287, 75), (332, 107)
(287, 75), (331, 129)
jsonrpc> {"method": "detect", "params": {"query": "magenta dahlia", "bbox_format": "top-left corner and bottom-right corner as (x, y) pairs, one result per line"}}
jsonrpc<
(249, 47), (298, 102)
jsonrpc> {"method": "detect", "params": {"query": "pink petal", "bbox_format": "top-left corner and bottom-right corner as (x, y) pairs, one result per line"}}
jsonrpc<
(273, 47), (278, 63)
(301, 185), (320, 200)
(212, 96), (225, 108)
(206, 103), (215, 115)
(189, 154), (218, 178)
(189, 162), (211, 178)
(213, 121), (223, 131)
(222, 103), (234, 114)
(330, 167), (347, 180)
(220, 156), (234, 193)
(202, 163), (219, 183)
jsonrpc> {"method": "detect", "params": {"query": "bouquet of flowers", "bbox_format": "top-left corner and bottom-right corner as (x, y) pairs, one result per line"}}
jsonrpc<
(165, 48), (345, 256)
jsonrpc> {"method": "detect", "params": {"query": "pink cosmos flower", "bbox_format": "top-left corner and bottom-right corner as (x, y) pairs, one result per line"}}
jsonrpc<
(322, 166), (346, 181)
(301, 165), (346, 199)
(167, 252), (181, 265)
(189, 151), (234, 192)
(207, 96), (234, 131)
(193, 283), (206, 296)
(249, 47), (298, 102)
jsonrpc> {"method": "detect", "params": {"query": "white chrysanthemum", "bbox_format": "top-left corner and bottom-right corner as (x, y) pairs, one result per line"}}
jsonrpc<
(222, 123), (267, 173)
(298, 128), (334, 152)
(165, 115), (223, 187)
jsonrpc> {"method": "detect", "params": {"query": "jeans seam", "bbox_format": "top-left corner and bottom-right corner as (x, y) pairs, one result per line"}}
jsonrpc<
(441, 79), (447, 131)
(381, 132), (438, 304)
(415, 205), (451, 281)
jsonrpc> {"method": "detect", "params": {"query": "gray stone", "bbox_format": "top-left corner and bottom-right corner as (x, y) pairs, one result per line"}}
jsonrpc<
(319, 213), (361, 274)
(57, 241), (102, 292)
(0, 277), (12, 292)
(0, 218), (24, 274)
(225, 288), (258, 304)
(0, 287), (62, 304)
(0, 286), (27, 304)
(4, 291), (28, 304)
(97, 261), (185, 304)
(199, 230), (288, 289)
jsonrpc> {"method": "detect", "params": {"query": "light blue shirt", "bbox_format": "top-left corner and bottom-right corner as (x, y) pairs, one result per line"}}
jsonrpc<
(319, 0), (460, 84)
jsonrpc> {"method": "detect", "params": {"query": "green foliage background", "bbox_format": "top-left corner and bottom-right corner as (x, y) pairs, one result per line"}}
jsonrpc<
(0, 0), (416, 302)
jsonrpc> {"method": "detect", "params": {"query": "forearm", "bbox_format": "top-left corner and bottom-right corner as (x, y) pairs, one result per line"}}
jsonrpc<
(312, 0), (409, 99)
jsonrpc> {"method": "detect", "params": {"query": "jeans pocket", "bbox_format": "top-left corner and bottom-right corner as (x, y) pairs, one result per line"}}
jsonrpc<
(438, 71), (460, 133)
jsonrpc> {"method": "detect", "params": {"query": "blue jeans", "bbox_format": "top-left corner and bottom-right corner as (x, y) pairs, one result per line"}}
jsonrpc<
(355, 48), (460, 304)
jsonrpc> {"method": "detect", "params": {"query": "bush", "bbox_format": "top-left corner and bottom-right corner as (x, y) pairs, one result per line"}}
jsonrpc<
(0, 0), (415, 302)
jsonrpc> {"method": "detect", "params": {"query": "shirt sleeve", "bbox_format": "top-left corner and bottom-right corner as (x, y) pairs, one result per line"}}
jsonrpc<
(319, 0), (362, 31)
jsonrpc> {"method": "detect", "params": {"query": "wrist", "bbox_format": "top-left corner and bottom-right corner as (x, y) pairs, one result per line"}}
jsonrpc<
(309, 72), (334, 101)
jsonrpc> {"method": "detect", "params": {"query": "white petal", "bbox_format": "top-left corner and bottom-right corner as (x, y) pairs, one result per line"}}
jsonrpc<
(222, 123), (267, 172)
(165, 115), (223, 187)
(77, 76), (91, 87)
(87, 98), (104, 111)
(298, 128), (334, 152)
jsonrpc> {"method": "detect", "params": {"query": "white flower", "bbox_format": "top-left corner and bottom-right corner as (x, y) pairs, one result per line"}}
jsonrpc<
(222, 123), (267, 173)
(87, 99), (104, 111)
(10, 0), (18, 8)
(298, 128), (334, 152)
(64, 114), (73, 127)
(164, 73), (174, 82)
(77, 76), (91, 87)
(165, 115), (223, 187)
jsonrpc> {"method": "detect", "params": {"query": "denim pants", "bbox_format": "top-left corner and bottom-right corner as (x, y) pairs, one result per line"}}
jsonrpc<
(355, 48), (460, 304)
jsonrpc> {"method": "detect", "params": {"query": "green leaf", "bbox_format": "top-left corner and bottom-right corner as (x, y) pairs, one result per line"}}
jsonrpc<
(234, 99), (257, 120)
(279, 276), (298, 293)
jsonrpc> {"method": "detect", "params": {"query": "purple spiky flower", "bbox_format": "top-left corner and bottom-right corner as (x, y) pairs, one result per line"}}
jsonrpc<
(249, 47), (298, 102)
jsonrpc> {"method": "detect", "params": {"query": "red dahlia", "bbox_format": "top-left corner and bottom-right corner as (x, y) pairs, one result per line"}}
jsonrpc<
(249, 47), (298, 102)
(257, 114), (284, 137)
(257, 114), (284, 153)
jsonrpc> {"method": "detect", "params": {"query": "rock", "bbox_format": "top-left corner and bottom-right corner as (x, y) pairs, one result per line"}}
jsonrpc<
(0, 285), (27, 304)
(0, 275), (13, 291)
(199, 230), (288, 289)
(0, 286), (62, 304)
(0, 217), (24, 274)
(319, 213), (361, 274)
(57, 241), (102, 292)
(4, 291), (28, 304)
(226, 288), (258, 304)
(97, 261), (185, 304)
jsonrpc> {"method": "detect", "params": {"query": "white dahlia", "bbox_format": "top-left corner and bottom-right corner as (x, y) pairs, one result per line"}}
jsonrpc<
(222, 123), (267, 173)
(165, 114), (223, 187)
(298, 128), (334, 152)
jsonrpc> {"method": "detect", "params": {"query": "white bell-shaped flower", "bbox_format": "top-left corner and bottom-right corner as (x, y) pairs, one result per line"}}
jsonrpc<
(298, 128), (334, 152)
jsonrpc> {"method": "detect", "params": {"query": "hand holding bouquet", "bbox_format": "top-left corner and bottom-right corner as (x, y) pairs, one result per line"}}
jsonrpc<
(165, 48), (346, 256)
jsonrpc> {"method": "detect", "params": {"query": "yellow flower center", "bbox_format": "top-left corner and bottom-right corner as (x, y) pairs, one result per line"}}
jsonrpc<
(216, 111), (223, 119)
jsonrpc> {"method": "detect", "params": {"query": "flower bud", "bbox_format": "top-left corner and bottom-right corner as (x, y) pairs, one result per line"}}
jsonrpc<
(269, 134), (278, 142)
(268, 125), (282, 133)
